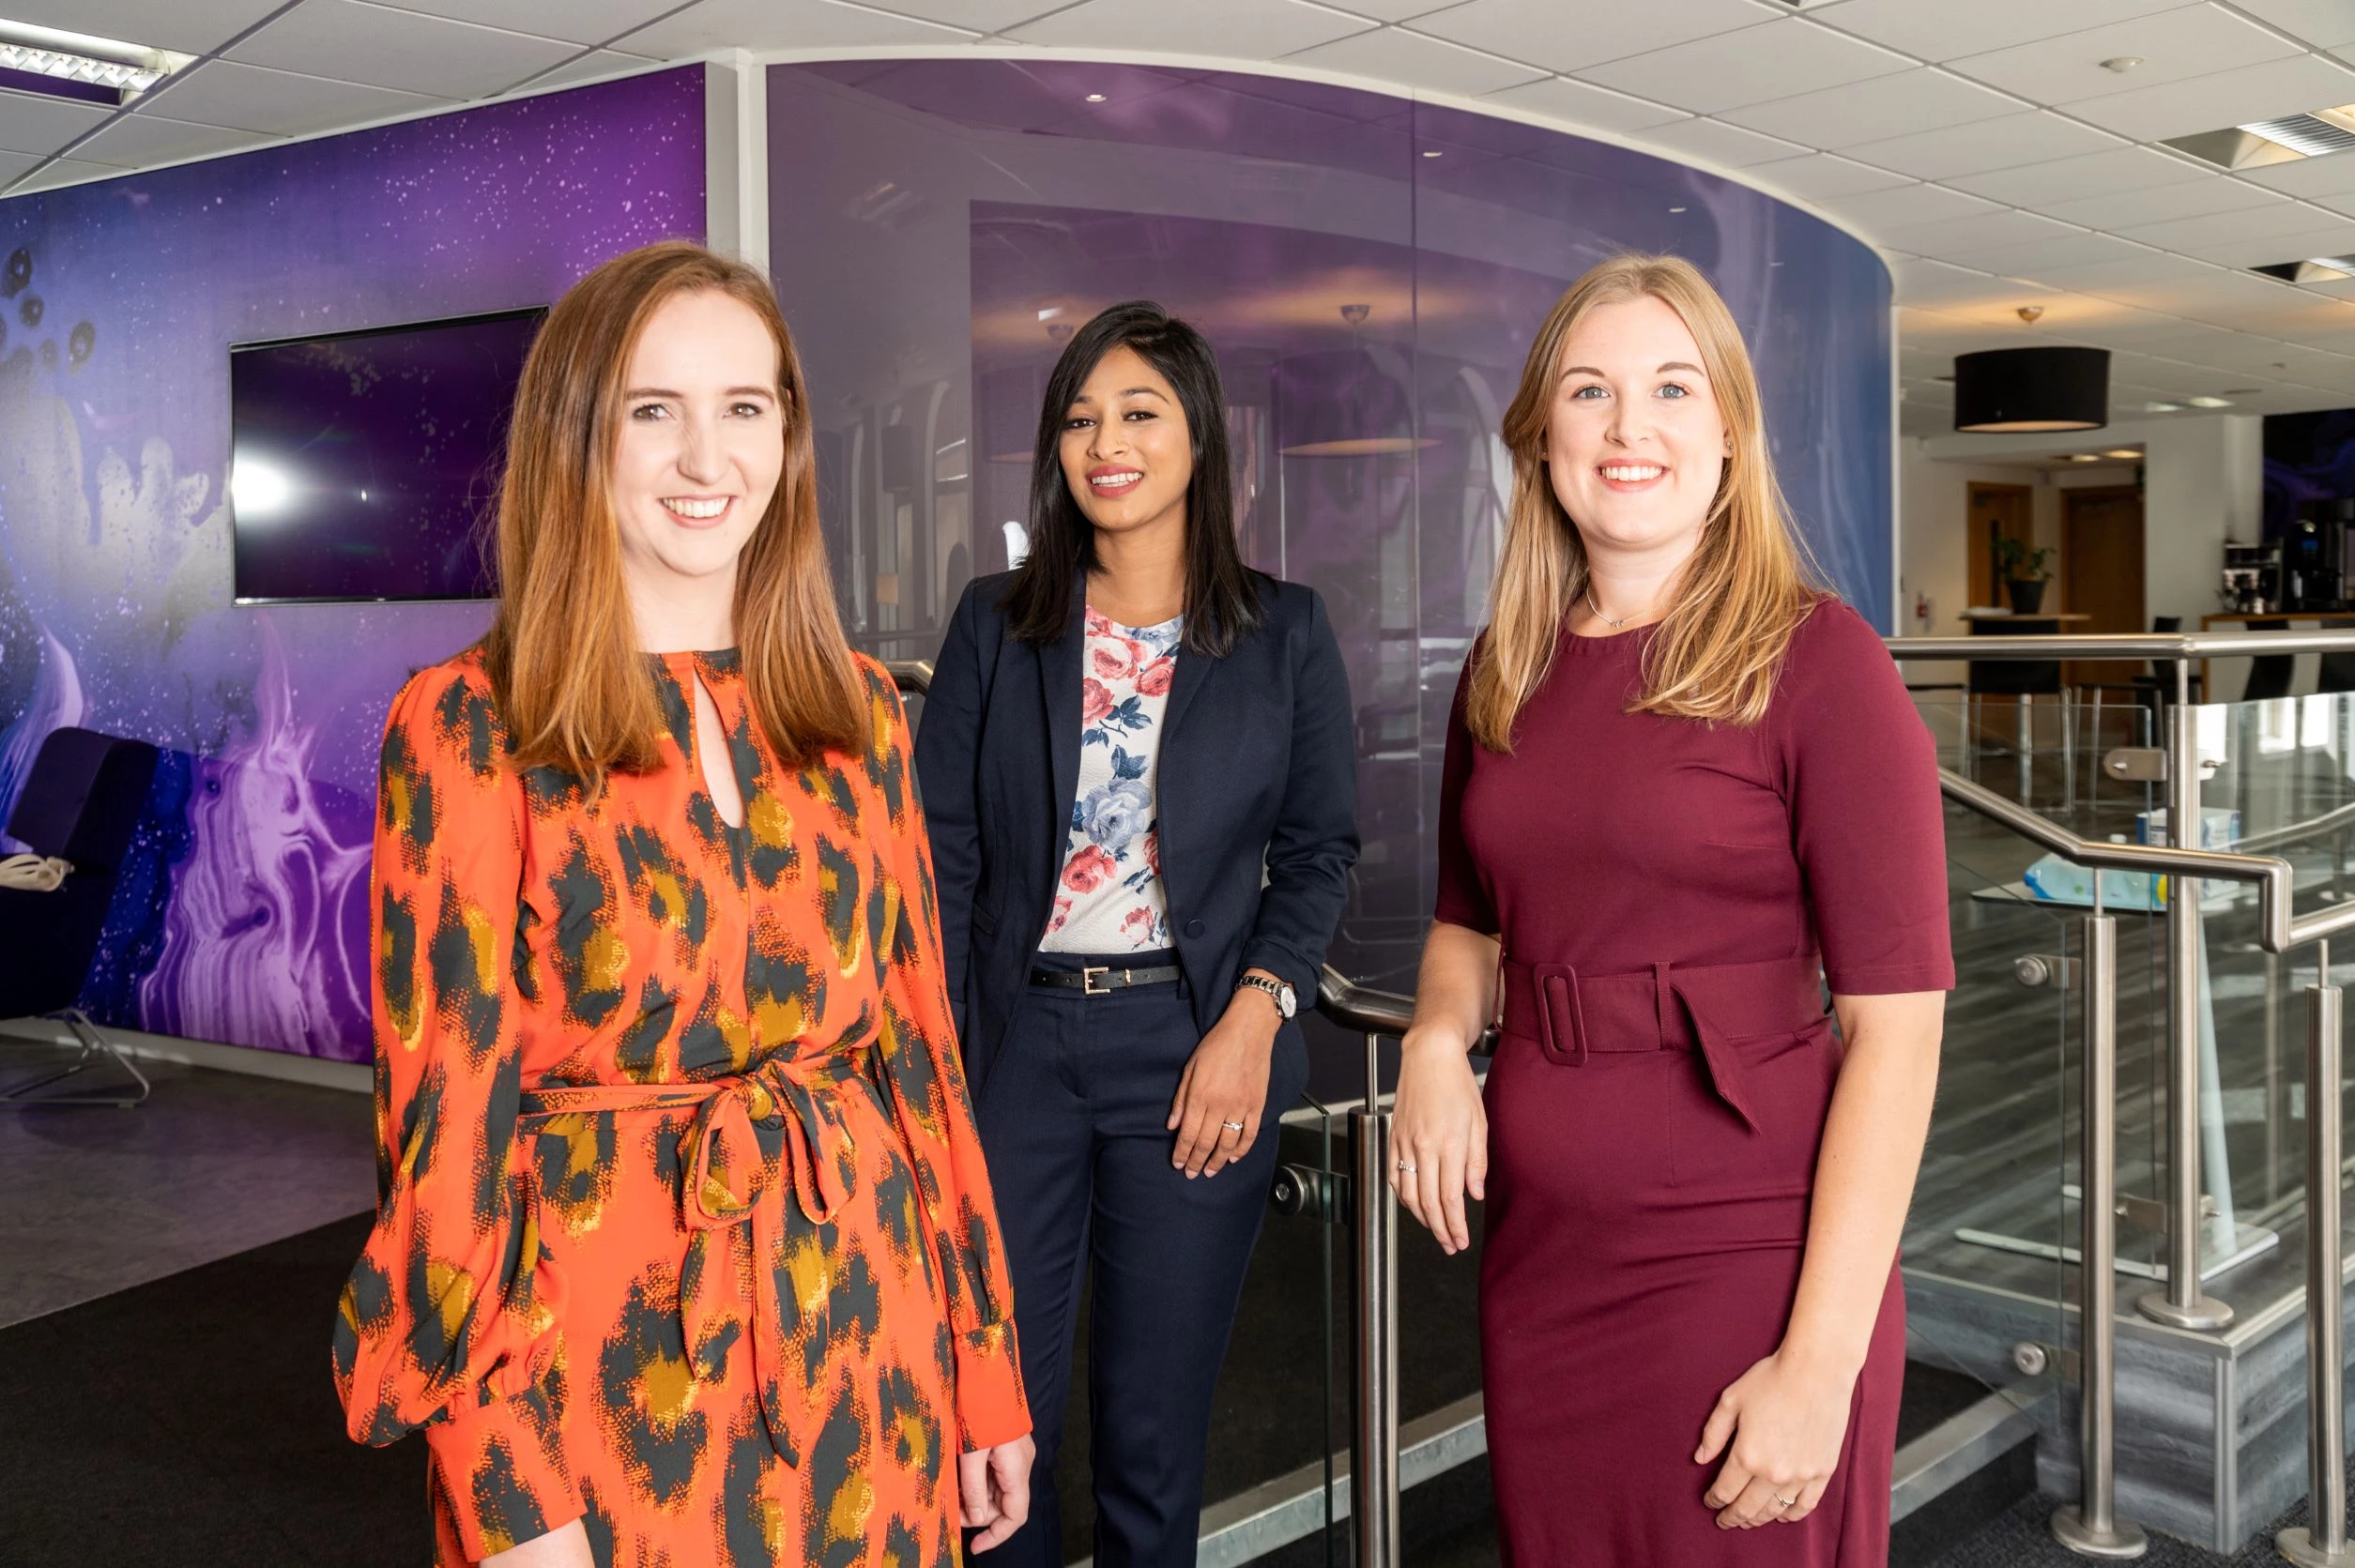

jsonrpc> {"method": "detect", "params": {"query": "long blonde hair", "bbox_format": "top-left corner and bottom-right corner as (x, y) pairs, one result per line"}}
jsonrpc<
(480, 241), (863, 789)
(1466, 253), (1822, 751)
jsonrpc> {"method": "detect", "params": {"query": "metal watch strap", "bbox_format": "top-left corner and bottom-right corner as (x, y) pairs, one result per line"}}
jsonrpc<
(1236, 973), (1292, 1016)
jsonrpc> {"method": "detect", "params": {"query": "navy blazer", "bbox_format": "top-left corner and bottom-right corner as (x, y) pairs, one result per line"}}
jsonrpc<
(914, 570), (1358, 1089)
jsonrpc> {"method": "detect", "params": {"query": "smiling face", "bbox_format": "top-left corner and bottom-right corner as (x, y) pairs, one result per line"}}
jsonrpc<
(609, 288), (786, 603)
(1543, 293), (1730, 565)
(1058, 343), (1194, 544)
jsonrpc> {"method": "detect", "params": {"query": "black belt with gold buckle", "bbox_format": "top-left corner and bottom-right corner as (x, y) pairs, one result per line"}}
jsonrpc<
(1029, 964), (1183, 997)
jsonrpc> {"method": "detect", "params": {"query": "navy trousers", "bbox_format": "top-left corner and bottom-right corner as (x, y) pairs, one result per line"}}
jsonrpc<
(972, 952), (1306, 1568)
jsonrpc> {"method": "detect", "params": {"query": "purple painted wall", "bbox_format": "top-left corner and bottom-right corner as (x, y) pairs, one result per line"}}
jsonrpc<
(0, 68), (706, 1059)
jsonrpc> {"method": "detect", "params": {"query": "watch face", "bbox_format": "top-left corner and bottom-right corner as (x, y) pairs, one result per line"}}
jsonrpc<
(1277, 984), (1297, 1018)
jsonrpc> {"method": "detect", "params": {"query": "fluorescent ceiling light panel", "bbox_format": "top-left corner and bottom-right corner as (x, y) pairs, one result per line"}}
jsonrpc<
(0, 18), (187, 107)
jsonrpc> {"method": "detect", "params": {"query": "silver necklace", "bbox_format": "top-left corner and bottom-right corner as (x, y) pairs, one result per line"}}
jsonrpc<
(1584, 586), (1637, 630)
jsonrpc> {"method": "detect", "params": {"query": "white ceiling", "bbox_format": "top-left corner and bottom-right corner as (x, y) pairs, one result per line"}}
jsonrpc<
(18, 0), (2355, 434)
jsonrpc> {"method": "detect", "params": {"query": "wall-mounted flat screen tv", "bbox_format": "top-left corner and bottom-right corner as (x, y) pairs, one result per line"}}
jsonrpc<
(229, 306), (544, 604)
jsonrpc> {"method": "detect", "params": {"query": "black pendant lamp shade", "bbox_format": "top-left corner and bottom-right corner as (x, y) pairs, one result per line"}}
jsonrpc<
(1953, 346), (2109, 433)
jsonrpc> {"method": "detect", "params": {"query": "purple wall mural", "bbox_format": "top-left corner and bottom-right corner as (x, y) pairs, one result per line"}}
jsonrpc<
(0, 68), (706, 1059)
(764, 59), (1894, 1014)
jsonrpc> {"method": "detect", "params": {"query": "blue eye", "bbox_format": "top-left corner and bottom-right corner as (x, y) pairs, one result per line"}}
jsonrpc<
(1658, 384), (1689, 399)
(1570, 385), (1607, 400)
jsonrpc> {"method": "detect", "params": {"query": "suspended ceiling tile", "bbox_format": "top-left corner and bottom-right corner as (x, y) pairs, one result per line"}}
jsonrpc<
(2067, 53), (2355, 142)
(1748, 151), (1917, 200)
(2173, 221), (2355, 267)
(631, 0), (981, 53)
(2229, 0), (2355, 50)
(1832, 112), (2124, 183)
(841, 0), (1078, 33)
(1410, 0), (1774, 75)
(2040, 177), (2288, 231)
(70, 112), (275, 168)
(1820, 180), (2001, 231)
(1626, 114), (1809, 169)
(2242, 152), (2355, 199)
(1944, 144), (2218, 206)
(1874, 207), (2084, 257)
(2302, 187), (2355, 218)
(2020, 251), (2224, 292)
(0, 93), (114, 160)
(1323, 0), (1468, 18)
(1476, 75), (1689, 133)
(0, 150), (46, 184)
(1005, 0), (1372, 56)
(0, 0), (292, 55)
(1947, 8), (2299, 106)
(137, 60), (449, 137)
(1814, 0), (2200, 65)
(1890, 256), (2048, 309)
(368, 0), (696, 46)
(229, 1), (580, 100)
(1577, 17), (1909, 116)
(10, 158), (125, 194)
(512, 51), (664, 94)
(1720, 69), (2025, 149)
(1940, 230), (2161, 276)
(2114, 198), (2348, 250)
(1290, 26), (1545, 97)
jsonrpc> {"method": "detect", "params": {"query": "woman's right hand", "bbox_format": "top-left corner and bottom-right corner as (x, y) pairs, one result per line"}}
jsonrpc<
(482, 1517), (593, 1568)
(1389, 1028), (1488, 1255)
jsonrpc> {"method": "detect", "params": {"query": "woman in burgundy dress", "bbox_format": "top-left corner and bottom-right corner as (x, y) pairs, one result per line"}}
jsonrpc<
(1390, 253), (1950, 1565)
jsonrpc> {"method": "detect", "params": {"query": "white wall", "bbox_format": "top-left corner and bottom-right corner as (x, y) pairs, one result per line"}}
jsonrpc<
(1900, 414), (2265, 635)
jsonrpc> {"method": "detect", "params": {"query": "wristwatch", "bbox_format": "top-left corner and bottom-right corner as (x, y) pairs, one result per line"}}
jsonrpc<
(1236, 973), (1296, 1019)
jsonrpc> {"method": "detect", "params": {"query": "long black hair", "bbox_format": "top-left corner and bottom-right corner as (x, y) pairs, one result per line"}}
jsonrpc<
(998, 300), (1263, 656)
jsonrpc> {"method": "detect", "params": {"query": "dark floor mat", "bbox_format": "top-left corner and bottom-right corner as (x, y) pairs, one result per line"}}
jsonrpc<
(0, 1209), (423, 1567)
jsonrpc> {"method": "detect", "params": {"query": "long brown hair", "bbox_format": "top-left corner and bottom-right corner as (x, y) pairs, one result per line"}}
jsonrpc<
(1467, 253), (1822, 751)
(480, 240), (862, 787)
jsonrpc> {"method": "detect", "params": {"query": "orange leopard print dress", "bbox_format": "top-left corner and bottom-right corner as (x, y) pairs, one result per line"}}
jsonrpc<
(333, 647), (1027, 1567)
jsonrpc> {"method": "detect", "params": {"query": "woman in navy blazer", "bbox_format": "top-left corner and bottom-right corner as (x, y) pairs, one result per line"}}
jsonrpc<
(915, 301), (1356, 1566)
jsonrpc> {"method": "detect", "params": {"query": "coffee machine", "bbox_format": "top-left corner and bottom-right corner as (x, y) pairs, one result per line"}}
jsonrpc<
(2285, 499), (2355, 612)
(2225, 542), (2281, 614)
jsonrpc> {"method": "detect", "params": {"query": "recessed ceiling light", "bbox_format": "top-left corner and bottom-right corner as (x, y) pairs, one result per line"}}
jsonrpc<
(2101, 55), (2144, 73)
(2102, 448), (2142, 459)
(0, 21), (184, 105)
(2184, 395), (2235, 408)
(2146, 401), (2185, 413)
(1668, 205), (1687, 213)
(1421, 149), (1443, 158)
(1084, 92), (1107, 102)
(2067, 453), (2102, 462)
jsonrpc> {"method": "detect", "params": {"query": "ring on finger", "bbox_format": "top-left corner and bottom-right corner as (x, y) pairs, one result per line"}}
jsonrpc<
(1771, 1495), (1796, 1510)
(1396, 1158), (1417, 1173)
(1220, 1119), (1246, 1134)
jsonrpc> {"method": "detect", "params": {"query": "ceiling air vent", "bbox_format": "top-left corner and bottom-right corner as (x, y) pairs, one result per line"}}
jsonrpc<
(2167, 105), (2355, 170)
(2253, 255), (2355, 285)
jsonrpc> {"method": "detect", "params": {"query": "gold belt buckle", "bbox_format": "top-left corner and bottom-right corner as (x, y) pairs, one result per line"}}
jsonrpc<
(1082, 965), (1113, 996)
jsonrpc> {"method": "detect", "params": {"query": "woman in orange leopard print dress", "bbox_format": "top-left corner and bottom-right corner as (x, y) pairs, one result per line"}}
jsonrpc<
(333, 241), (1032, 1567)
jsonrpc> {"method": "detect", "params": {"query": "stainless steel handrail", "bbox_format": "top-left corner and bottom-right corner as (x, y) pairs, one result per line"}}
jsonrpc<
(884, 658), (933, 696)
(1318, 967), (1414, 1037)
(1891, 631), (2355, 660)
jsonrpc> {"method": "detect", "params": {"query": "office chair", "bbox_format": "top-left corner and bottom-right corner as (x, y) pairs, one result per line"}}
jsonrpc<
(0, 726), (160, 1107)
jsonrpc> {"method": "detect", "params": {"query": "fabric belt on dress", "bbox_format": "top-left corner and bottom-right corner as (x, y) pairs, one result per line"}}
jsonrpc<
(516, 1051), (867, 1469)
(1497, 952), (1827, 1131)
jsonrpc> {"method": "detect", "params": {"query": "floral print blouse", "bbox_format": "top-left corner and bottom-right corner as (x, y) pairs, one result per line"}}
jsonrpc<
(1041, 607), (1184, 952)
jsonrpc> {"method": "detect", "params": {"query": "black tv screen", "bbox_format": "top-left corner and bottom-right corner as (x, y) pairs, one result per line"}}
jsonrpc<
(229, 306), (544, 603)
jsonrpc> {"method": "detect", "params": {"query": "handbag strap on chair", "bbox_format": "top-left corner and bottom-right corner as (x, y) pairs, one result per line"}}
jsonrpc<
(0, 854), (69, 892)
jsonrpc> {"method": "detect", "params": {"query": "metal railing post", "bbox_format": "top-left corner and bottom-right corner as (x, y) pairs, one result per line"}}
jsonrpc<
(2282, 941), (2351, 1567)
(2143, 662), (2234, 1331)
(1351, 1030), (1400, 1568)
(2052, 910), (2148, 1559)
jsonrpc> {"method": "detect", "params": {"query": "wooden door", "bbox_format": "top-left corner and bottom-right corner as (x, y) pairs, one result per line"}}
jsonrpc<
(2062, 485), (2145, 688)
(1967, 482), (2033, 609)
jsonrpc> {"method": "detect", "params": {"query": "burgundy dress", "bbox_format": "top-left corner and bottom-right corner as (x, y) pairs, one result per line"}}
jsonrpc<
(1436, 601), (1952, 1566)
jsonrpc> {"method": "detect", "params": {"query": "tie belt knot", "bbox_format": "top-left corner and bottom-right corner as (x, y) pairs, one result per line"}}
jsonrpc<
(1498, 953), (1827, 1129)
(516, 1052), (872, 1470)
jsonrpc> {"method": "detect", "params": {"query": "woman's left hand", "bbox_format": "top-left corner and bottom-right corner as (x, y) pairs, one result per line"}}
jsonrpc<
(959, 1434), (1035, 1551)
(1168, 982), (1280, 1179)
(1694, 1347), (1857, 1529)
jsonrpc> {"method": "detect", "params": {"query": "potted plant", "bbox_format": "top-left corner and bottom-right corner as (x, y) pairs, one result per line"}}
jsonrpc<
(1994, 536), (2054, 614)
